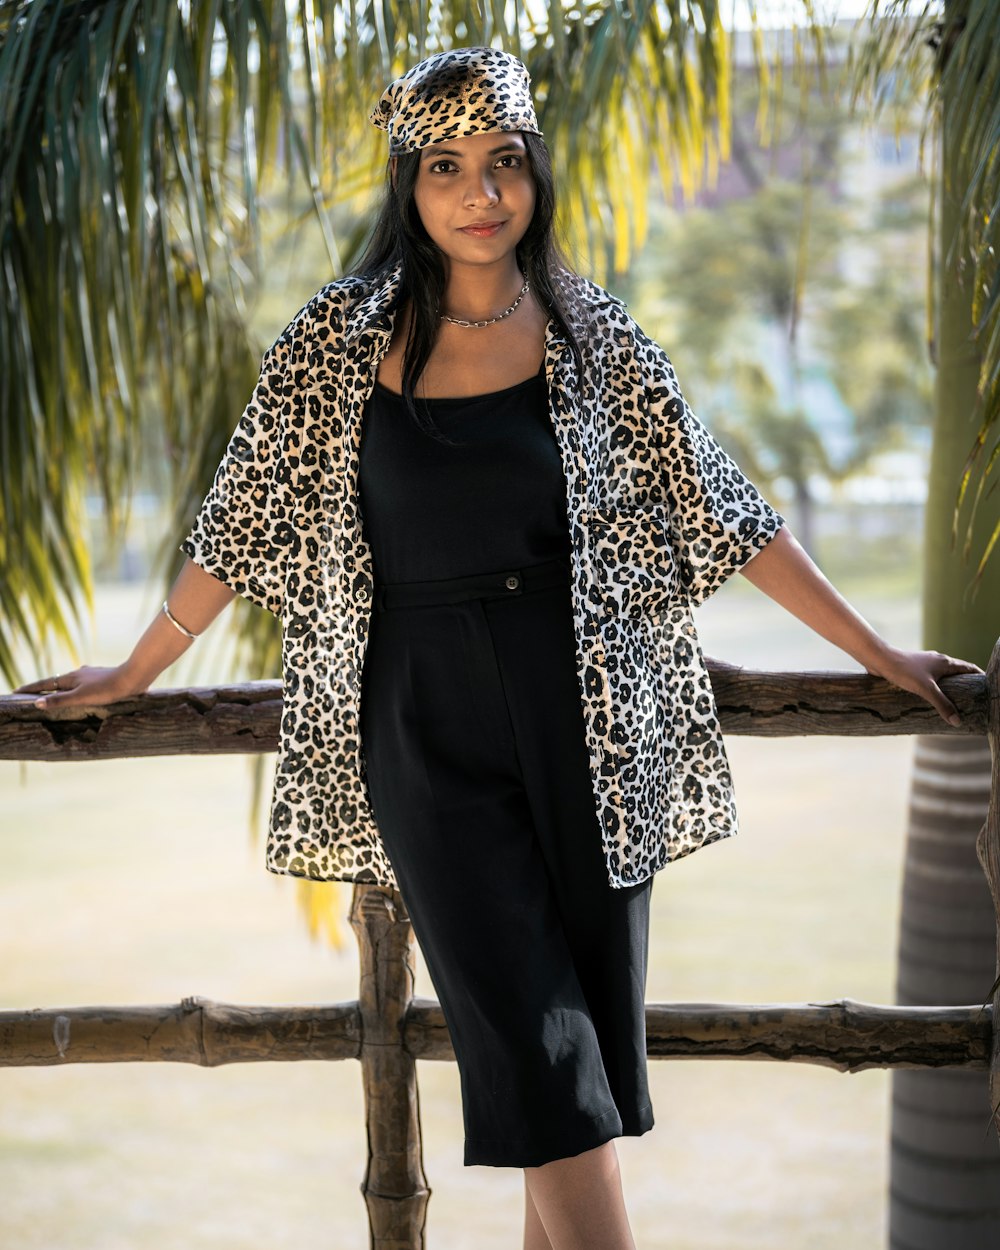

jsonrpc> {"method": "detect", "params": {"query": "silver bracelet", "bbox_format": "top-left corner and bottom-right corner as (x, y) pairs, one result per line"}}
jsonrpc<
(162, 600), (199, 640)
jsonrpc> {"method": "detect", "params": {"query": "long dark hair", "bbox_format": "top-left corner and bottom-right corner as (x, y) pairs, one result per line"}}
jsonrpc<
(349, 130), (588, 444)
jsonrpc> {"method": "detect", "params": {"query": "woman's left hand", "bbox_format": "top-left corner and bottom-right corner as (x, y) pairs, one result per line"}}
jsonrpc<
(865, 646), (985, 727)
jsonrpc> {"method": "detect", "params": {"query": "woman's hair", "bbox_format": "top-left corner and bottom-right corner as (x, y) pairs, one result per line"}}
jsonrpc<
(349, 131), (587, 443)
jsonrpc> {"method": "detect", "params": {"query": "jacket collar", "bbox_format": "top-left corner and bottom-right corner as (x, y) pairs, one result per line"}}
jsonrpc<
(342, 260), (404, 343)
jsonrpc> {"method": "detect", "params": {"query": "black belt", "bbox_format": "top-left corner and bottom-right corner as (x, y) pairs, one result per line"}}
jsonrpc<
(375, 556), (571, 610)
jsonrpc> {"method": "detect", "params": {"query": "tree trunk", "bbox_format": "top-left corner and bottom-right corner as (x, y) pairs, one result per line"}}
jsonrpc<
(890, 737), (999, 1248)
(888, 3), (1000, 1245)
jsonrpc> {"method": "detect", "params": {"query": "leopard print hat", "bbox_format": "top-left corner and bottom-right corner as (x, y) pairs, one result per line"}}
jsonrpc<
(369, 47), (543, 155)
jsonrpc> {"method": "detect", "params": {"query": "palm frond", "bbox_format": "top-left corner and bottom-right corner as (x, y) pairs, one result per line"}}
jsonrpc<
(848, 0), (1000, 588)
(0, 0), (834, 946)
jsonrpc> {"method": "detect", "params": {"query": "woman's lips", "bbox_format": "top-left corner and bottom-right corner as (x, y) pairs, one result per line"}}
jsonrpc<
(459, 221), (506, 237)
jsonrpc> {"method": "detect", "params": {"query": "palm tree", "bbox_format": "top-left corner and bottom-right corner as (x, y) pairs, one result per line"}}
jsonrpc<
(850, 2), (1000, 1244)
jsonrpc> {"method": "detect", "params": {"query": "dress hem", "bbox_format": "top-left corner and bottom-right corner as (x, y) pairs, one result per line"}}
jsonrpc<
(463, 1101), (655, 1169)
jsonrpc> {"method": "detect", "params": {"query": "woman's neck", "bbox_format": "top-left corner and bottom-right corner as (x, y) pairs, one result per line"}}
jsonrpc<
(438, 260), (526, 323)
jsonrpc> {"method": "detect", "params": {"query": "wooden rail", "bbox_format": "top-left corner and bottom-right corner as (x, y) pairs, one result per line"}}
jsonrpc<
(1, 641), (998, 1250)
(0, 997), (991, 1069)
(0, 663), (989, 761)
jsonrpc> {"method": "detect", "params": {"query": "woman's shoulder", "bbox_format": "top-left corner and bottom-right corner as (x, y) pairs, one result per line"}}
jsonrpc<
(267, 269), (398, 358)
(551, 268), (637, 337)
(555, 268), (627, 310)
(308, 271), (386, 321)
(548, 271), (680, 389)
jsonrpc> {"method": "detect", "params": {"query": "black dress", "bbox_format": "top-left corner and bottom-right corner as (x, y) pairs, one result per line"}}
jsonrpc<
(356, 364), (655, 1168)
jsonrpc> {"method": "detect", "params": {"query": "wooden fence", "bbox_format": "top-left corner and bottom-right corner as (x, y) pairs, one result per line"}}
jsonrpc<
(1, 637), (998, 1249)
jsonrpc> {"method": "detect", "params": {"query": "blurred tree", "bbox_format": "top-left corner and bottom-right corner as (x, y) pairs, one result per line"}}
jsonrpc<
(620, 49), (933, 559)
(623, 176), (933, 555)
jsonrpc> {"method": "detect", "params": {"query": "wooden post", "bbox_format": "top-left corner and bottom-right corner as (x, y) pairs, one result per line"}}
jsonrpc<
(975, 636), (1000, 1141)
(349, 883), (430, 1250)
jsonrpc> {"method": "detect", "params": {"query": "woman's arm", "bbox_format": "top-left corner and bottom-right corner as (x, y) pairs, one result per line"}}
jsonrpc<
(12, 558), (236, 711)
(738, 525), (984, 726)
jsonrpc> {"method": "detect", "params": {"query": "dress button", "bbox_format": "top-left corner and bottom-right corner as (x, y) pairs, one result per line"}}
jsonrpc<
(505, 575), (520, 590)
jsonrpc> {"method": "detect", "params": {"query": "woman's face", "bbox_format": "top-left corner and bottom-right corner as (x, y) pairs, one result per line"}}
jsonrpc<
(393, 131), (536, 268)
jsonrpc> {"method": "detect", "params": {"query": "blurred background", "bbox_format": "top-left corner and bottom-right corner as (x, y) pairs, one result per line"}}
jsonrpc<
(2, 1), (998, 1247)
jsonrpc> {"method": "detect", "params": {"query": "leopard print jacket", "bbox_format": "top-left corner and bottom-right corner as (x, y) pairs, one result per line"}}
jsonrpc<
(180, 259), (786, 888)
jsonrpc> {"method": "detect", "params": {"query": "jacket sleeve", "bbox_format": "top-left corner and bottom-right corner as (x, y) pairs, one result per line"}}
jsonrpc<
(630, 318), (786, 608)
(178, 321), (303, 617)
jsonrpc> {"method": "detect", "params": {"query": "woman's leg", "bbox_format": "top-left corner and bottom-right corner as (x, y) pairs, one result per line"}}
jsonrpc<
(523, 1141), (636, 1250)
(523, 1176), (554, 1250)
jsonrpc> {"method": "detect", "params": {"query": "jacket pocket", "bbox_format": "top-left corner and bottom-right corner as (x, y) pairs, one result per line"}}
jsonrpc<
(584, 503), (681, 622)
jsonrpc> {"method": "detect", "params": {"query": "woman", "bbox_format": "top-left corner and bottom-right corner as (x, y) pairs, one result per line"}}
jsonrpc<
(14, 47), (983, 1250)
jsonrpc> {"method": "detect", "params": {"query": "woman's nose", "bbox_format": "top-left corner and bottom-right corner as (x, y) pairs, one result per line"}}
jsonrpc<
(464, 170), (500, 204)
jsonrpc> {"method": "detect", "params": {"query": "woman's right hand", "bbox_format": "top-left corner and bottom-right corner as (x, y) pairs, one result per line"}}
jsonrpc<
(10, 561), (234, 713)
(12, 664), (147, 711)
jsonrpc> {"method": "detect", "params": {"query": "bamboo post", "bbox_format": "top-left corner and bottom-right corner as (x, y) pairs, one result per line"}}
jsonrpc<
(975, 636), (1000, 1142)
(349, 883), (430, 1250)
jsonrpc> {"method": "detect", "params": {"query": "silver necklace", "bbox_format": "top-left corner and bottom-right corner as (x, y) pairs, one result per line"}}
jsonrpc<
(439, 279), (530, 328)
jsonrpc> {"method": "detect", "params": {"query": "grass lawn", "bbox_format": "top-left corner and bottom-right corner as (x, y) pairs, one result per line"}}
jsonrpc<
(1, 566), (935, 1248)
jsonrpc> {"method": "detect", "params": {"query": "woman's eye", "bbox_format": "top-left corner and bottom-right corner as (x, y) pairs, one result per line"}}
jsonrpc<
(429, 156), (523, 174)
